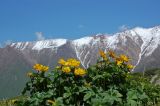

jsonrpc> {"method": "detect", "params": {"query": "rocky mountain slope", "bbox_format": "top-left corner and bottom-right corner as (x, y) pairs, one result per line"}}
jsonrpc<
(0, 26), (160, 98)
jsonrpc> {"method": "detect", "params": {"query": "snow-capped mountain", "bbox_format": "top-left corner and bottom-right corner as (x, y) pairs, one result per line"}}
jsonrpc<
(9, 25), (160, 71)
(1, 26), (160, 98)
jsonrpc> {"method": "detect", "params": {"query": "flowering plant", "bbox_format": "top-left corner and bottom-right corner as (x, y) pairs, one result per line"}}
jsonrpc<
(16, 50), (160, 106)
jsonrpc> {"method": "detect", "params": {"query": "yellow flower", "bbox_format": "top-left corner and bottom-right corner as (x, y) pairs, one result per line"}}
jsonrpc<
(43, 66), (49, 72)
(119, 54), (129, 62)
(27, 72), (33, 77)
(67, 58), (80, 67)
(116, 60), (123, 66)
(58, 58), (66, 65)
(62, 66), (71, 73)
(47, 99), (55, 105)
(74, 68), (86, 76)
(108, 50), (116, 58)
(127, 64), (134, 69)
(33, 64), (49, 72)
(33, 64), (42, 71)
(99, 50), (107, 59)
(58, 58), (80, 67)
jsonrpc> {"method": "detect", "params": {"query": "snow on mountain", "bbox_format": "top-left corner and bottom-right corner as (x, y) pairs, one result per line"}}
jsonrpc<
(106, 34), (119, 49)
(72, 36), (93, 68)
(9, 26), (160, 59)
(10, 39), (67, 51)
(126, 26), (160, 71)
(32, 39), (67, 50)
(131, 27), (160, 57)
(73, 36), (93, 46)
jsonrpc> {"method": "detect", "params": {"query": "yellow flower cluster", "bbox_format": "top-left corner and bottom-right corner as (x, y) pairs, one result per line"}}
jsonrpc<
(98, 50), (134, 70)
(33, 64), (49, 72)
(58, 58), (86, 76)
(67, 58), (80, 67)
(58, 58), (80, 67)
(58, 59), (67, 66)
(119, 54), (129, 62)
(115, 54), (129, 66)
(62, 66), (71, 73)
(74, 68), (86, 76)
(116, 60), (123, 66)
(127, 64), (134, 69)
(116, 54), (134, 70)
(99, 50), (108, 60)
(108, 50), (116, 58)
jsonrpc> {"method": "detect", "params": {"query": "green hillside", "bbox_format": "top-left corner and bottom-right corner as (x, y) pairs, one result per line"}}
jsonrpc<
(133, 68), (160, 85)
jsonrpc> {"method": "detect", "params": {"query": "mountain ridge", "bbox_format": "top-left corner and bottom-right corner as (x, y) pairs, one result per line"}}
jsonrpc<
(7, 26), (160, 70)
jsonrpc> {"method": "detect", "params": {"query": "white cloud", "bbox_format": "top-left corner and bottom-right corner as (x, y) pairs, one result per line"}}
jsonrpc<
(4, 40), (12, 46)
(119, 25), (129, 31)
(35, 32), (45, 41)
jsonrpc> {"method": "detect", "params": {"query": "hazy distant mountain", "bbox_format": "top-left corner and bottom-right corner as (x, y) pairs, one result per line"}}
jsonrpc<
(1, 26), (160, 98)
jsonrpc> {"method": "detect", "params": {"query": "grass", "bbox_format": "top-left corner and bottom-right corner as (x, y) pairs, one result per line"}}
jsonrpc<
(0, 99), (15, 106)
(0, 96), (26, 106)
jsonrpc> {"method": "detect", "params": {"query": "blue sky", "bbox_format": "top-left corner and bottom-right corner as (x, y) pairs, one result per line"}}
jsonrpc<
(0, 0), (160, 45)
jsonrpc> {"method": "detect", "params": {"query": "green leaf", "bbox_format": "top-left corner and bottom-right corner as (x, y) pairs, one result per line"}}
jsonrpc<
(127, 100), (137, 106)
(93, 75), (103, 81)
(139, 93), (148, 100)
(79, 86), (87, 92)
(40, 78), (44, 83)
(116, 92), (123, 98)
(127, 90), (138, 100)
(63, 93), (71, 98)
(54, 97), (64, 106)
(84, 92), (92, 101)
(64, 87), (70, 91)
